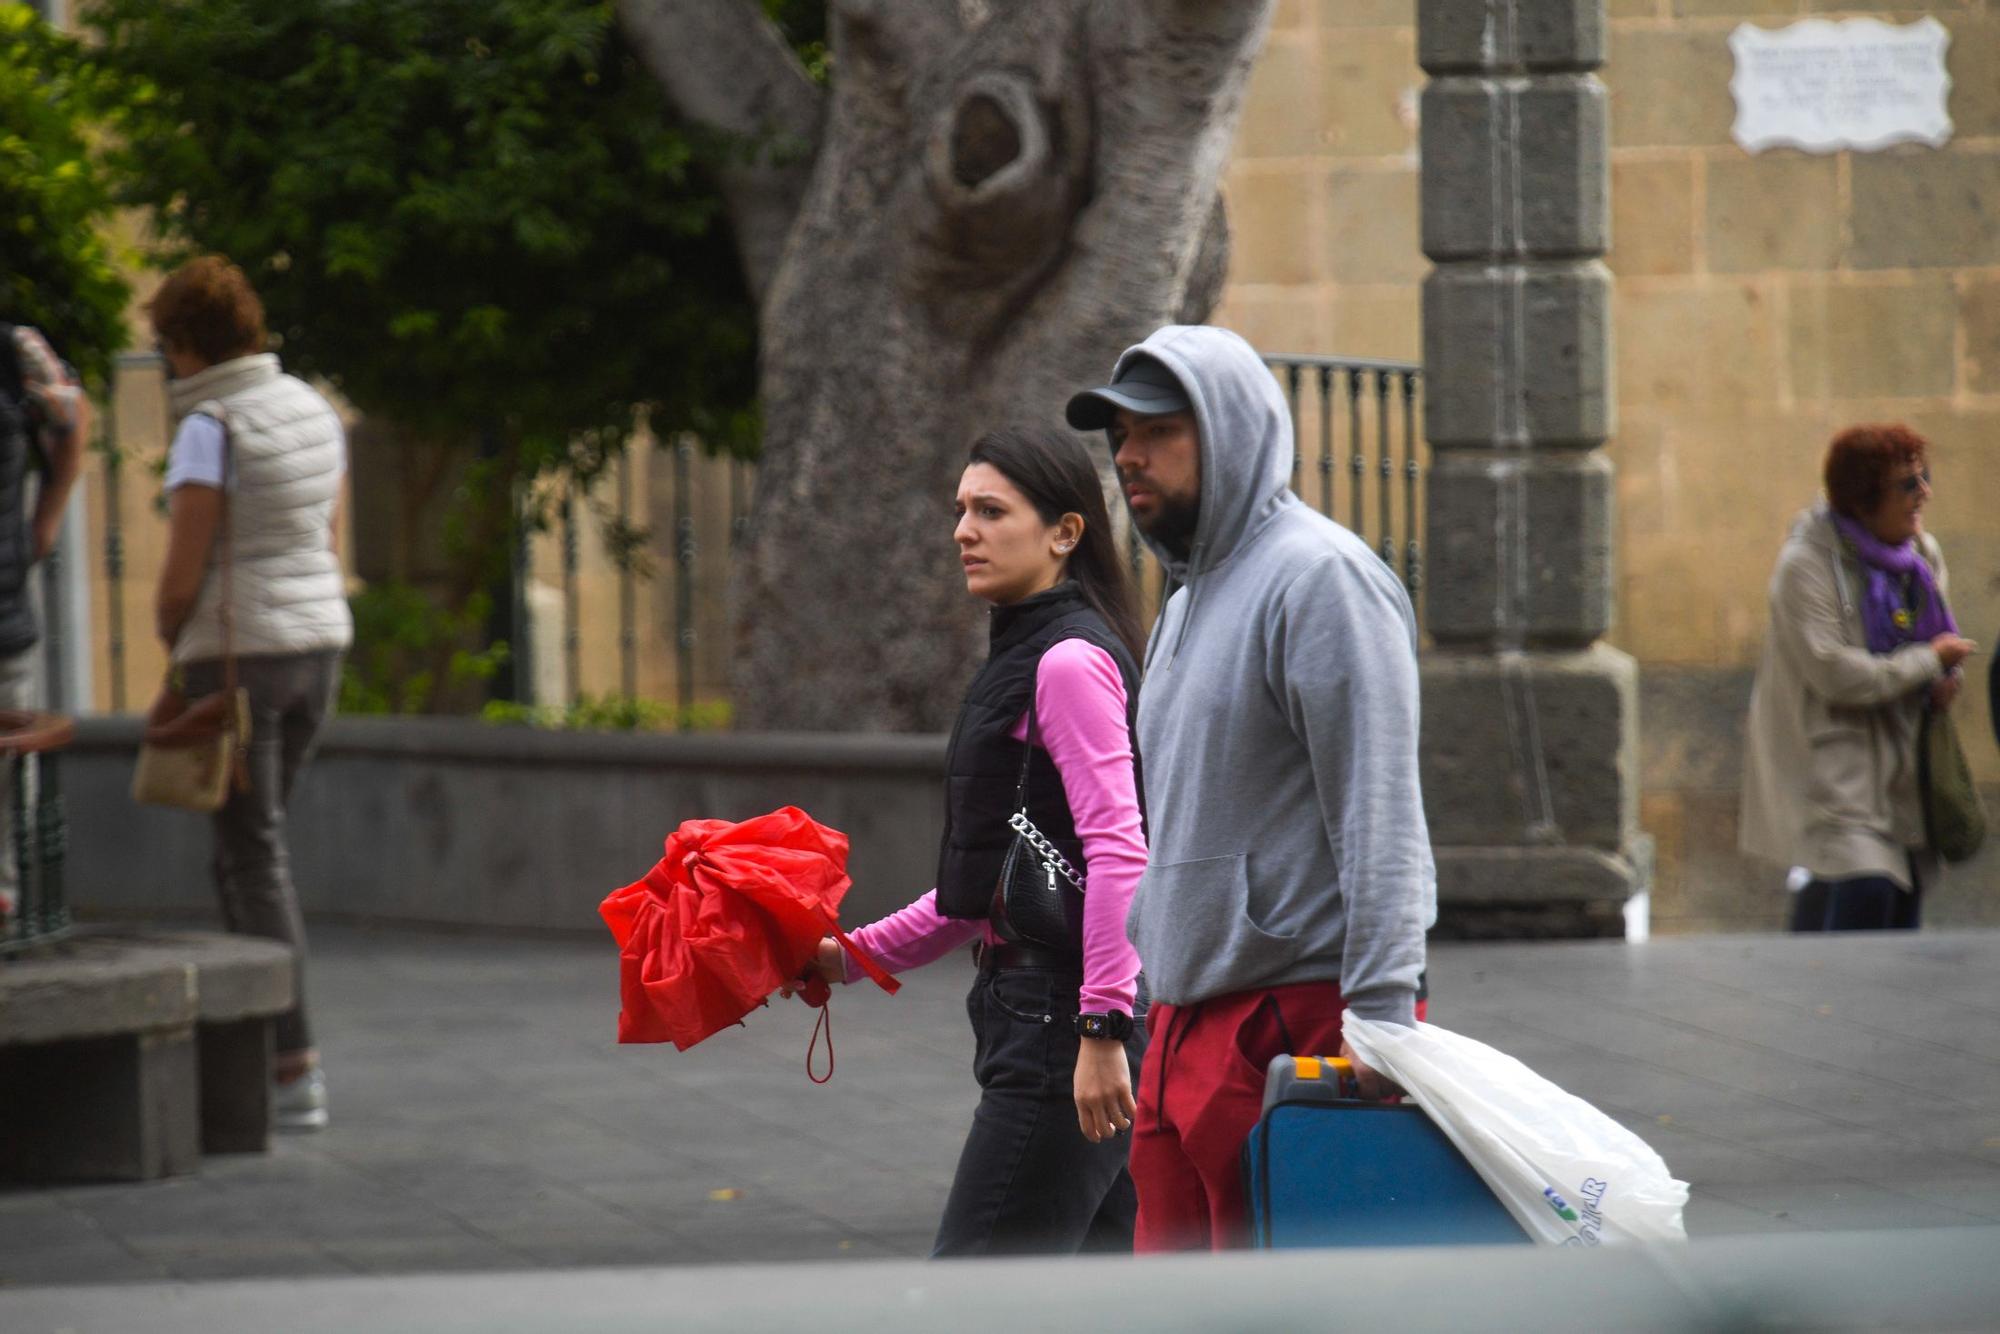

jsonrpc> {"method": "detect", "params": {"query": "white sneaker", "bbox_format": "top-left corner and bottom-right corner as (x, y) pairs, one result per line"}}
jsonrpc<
(272, 1068), (329, 1132)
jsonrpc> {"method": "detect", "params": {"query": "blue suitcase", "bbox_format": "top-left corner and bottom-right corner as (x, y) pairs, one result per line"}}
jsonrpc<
(1242, 1054), (1531, 1249)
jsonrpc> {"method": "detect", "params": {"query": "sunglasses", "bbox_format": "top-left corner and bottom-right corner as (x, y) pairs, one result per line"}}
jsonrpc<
(1896, 468), (1933, 498)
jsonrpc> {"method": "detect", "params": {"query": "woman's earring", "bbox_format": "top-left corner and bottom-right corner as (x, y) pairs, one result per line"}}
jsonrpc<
(1056, 542), (1073, 553)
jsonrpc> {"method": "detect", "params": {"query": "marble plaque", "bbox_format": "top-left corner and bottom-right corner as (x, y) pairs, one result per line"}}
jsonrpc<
(1729, 17), (1953, 154)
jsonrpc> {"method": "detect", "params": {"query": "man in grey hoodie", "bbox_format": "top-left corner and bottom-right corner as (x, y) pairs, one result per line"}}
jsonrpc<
(1066, 325), (1435, 1251)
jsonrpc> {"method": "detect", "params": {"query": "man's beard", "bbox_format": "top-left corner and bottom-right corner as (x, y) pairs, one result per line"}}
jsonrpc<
(1136, 492), (1199, 564)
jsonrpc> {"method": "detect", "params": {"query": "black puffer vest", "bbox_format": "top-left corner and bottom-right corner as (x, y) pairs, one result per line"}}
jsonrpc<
(934, 583), (1142, 925)
(0, 329), (40, 657)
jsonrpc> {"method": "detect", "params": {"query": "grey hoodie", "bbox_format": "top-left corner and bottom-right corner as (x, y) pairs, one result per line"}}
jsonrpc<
(1110, 326), (1435, 1024)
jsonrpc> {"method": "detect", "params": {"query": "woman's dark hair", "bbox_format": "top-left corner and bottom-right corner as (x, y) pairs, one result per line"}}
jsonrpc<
(1824, 423), (1927, 519)
(968, 425), (1146, 662)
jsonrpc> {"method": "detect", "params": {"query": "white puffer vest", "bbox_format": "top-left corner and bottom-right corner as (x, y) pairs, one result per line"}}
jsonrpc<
(167, 355), (353, 665)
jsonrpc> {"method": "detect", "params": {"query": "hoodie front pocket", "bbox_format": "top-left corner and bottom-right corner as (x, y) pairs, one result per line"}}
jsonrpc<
(1130, 852), (1296, 1002)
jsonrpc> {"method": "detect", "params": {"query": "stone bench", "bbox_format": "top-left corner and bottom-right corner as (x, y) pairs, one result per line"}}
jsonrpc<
(0, 926), (294, 1182)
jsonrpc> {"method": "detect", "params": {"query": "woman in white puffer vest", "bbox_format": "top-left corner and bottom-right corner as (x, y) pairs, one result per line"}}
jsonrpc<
(149, 256), (352, 1131)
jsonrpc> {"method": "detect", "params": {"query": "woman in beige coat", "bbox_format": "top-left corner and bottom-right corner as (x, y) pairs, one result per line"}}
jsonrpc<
(1741, 425), (1976, 931)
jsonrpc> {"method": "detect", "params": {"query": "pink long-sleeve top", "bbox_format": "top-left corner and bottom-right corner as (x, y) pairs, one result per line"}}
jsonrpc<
(841, 637), (1146, 1015)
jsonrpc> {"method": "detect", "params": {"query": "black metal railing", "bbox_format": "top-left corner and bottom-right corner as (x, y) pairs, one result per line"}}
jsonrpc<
(1124, 355), (1425, 611)
(95, 351), (1424, 725)
(1275, 354), (1424, 594)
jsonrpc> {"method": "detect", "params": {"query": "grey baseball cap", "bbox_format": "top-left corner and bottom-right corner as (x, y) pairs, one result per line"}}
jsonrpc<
(1064, 355), (1191, 430)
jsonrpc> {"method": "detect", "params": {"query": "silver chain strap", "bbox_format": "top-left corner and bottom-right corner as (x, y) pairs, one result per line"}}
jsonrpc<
(1008, 811), (1085, 890)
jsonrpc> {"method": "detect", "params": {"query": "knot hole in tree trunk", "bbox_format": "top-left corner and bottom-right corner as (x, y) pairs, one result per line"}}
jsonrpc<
(920, 70), (1083, 292)
(928, 73), (1048, 206)
(950, 93), (1022, 188)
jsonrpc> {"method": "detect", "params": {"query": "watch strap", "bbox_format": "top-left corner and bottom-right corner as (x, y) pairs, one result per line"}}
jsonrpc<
(1074, 1011), (1133, 1040)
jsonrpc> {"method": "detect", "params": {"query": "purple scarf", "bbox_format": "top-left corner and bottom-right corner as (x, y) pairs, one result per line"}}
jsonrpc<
(1830, 512), (1957, 654)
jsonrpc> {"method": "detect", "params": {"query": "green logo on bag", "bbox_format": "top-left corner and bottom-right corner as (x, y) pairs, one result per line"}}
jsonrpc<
(1542, 1187), (1579, 1222)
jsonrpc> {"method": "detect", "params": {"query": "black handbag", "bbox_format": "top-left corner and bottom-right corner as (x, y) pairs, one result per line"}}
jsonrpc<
(989, 692), (1086, 953)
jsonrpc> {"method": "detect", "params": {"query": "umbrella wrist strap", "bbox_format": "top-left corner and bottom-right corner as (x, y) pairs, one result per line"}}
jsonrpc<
(800, 927), (895, 1086)
(807, 1004), (835, 1084)
(826, 923), (900, 994)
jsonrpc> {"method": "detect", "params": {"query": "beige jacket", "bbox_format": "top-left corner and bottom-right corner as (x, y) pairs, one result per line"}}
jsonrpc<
(1740, 505), (1946, 889)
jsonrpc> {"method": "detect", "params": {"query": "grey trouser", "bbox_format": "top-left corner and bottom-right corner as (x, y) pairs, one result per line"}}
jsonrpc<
(0, 646), (36, 918)
(181, 649), (342, 1055)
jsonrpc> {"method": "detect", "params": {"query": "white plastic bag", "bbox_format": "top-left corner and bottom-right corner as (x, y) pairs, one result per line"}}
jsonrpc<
(1342, 1012), (1689, 1246)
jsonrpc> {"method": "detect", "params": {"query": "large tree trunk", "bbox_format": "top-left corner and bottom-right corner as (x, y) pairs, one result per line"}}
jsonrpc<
(622, 0), (1271, 730)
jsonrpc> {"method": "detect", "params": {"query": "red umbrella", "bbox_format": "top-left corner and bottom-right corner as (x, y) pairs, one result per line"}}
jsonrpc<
(601, 806), (898, 1052)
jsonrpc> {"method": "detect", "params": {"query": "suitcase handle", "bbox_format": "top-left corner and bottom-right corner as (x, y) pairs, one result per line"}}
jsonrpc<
(1290, 1055), (1360, 1099)
(1262, 1053), (1368, 1113)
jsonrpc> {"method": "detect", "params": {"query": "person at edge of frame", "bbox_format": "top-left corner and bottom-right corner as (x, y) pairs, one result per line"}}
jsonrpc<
(0, 324), (89, 933)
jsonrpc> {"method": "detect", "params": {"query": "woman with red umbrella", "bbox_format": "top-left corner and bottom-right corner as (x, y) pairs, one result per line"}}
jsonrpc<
(796, 425), (1149, 1256)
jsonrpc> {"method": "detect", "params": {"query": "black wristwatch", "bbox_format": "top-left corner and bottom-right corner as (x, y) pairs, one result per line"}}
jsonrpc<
(1074, 1011), (1133, 1041)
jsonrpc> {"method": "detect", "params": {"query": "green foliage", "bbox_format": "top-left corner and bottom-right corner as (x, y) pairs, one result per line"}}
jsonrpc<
(481, 692), (731, 732)
(86, 0), (762, 471)
(83, 0), (780, 713)
(339, 579), (510, 714)
(0, 4), (138, 390)
(764, 0), (829, 84)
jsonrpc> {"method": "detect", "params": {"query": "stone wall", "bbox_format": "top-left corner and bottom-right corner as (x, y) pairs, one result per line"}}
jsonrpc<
(64, 718), (946, 935)
(1214, 1), (2000, 932)
(64, 710), (1996, 938)
(1641, 669), (2000, 930)
(1216, 1), (1426, 362)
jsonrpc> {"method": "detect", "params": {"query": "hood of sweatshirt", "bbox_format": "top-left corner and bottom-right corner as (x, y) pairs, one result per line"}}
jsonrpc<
(1100, 325), (1293, 587)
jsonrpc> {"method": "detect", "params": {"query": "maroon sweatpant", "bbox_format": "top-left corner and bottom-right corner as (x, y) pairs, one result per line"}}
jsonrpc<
(1130, 980), (1425, 1252)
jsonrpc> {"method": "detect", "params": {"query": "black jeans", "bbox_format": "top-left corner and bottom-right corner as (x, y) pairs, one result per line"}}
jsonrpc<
(1789, 858), (1923, 932)
(182, 650), (342, 1055)
(931, 965), (1148, 1257)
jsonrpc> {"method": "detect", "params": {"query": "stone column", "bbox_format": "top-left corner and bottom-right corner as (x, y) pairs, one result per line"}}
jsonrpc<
(1415, 0), (1646, 938)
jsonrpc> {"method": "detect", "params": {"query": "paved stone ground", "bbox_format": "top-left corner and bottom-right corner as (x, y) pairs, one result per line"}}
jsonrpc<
(3, 925), (1999, 1287)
